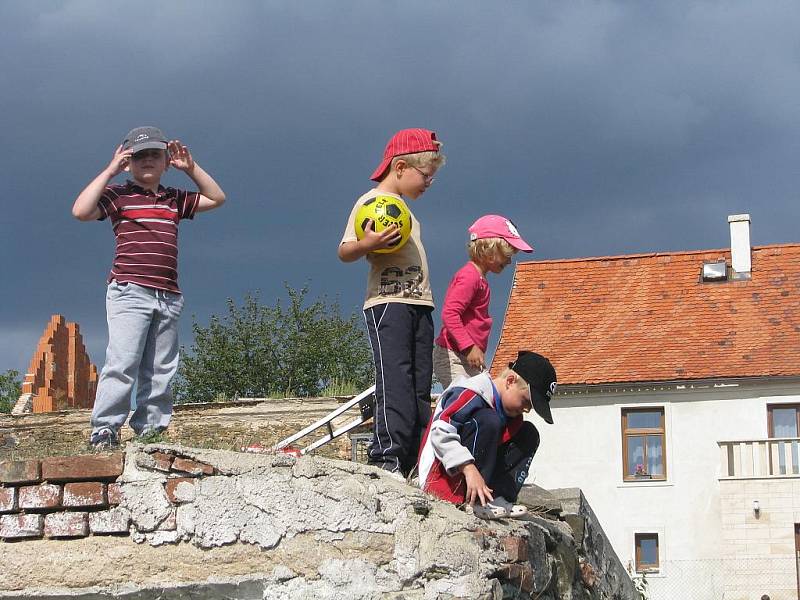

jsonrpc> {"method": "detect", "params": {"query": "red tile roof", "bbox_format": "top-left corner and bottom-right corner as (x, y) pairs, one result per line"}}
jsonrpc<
(493, 244), (800, 385)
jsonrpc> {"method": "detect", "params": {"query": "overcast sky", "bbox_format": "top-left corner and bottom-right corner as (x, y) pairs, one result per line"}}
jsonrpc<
(2, 1), (799, 380)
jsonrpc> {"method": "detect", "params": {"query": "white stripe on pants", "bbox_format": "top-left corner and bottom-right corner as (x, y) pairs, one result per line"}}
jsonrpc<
(363, 302), (433, 476)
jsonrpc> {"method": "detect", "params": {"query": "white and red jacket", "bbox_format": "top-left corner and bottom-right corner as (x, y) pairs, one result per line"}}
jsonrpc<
(417, 372), (523, 504)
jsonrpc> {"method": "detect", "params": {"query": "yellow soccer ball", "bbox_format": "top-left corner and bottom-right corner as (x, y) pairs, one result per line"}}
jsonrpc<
(354, 195), (412, 254)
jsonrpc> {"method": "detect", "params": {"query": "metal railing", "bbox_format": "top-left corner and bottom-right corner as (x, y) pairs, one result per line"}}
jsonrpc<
(719, 437), (800, 478)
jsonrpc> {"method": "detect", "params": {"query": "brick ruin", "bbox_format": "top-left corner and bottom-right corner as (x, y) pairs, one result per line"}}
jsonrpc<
(0, 450), (218, 541)
(16, 315), (98, 414)
(0, 453), (126, 539)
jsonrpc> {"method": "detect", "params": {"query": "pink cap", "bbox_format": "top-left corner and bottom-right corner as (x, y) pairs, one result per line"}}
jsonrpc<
(370, 128), (439, 181)
(468, 215), (533, 253)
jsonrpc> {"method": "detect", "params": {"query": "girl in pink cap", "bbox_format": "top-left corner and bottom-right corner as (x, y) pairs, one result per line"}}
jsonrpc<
(433, 215), (533, 387)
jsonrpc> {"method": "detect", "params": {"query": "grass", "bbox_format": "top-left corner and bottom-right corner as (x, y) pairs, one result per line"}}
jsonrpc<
(320, 378), (363, 397)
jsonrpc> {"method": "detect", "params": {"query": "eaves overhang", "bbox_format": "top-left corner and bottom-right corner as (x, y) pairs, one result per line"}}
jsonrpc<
(555, 375), (800, 396)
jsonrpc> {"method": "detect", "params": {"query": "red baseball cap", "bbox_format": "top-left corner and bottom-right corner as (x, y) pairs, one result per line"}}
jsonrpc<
(370, 128), (440, 181)
(468, 215), (534, 253)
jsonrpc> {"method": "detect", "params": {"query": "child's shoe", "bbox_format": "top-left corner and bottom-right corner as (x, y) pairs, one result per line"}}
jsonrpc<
(89, 427), (120, 449)
(134, 426), (167, 444)
(472, 496), (528, 520)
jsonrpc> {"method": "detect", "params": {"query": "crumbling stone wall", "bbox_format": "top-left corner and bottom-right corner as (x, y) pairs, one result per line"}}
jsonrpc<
(0, 445), (636, 599)
(16, 314), (97, 414)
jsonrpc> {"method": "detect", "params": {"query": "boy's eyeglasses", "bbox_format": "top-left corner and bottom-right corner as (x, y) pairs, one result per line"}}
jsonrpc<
(410, 165), (435, 184)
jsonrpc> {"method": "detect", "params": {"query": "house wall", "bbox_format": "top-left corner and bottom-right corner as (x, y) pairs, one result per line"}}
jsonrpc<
(528, 379), (800, 598)
(719, 478), (800, 600)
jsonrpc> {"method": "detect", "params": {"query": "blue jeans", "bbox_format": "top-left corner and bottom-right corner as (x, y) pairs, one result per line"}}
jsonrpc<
(90, 281), (184, 435)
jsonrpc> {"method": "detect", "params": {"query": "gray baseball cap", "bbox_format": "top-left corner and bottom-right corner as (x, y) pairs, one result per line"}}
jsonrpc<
(122, 126), (168, 153)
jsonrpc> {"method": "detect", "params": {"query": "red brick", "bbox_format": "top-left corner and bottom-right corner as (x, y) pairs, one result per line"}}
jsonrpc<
(63, 482), (106, 508)
(501, 535), (528, 562)
(171, 457), (214, 476)
(579, 559), (598, 589)
(149, 452), (174, 471)
(89, 507), (130, 535)
(44, 512), (89, 538)
(0, 487), (15, 513)
(19, 483), (62, 510)
(22, 315), (97, 413)
(0, 459), (40, 484)
(518, 564), (534, 593)
(107, 483), (123, 506)
(498, 563), (534, 593)
(41, 453), (123, 482)
(499, 563), (522, 580)
(164, 477), (197, 503)
(0, 514), (43, 539)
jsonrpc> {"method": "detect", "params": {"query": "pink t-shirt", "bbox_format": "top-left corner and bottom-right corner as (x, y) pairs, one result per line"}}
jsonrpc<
(435, 262), (492, 353)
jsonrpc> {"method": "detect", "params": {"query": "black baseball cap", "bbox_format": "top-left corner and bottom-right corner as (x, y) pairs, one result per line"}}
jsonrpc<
(508, 351), (557, 424)
(122, 126), (168, 154)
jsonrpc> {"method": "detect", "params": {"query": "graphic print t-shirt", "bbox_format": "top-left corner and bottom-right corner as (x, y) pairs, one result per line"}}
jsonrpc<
(340, 189), (434, 310)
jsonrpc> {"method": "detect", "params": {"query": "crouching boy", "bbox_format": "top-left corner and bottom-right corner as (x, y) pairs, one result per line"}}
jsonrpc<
(418, 351), (556, 520)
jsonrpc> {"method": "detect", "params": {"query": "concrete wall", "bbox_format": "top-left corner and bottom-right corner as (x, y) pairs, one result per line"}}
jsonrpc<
(529, 379), (800, 598)
(0, 444), (635, 599)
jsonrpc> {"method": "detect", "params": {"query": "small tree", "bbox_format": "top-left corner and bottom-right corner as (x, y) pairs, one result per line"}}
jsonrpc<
(0, 370), (22, 414)
(173, 286), (373, 403)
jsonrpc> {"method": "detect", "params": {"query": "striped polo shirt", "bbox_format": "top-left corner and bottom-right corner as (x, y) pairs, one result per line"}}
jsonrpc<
(97, 180), (200, 293)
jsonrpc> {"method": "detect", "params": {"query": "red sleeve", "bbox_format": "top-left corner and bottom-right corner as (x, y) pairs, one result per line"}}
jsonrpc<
(440, 265), (481, 353)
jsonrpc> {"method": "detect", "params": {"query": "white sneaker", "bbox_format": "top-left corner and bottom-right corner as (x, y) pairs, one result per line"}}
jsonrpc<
(472, 496), (528, 520)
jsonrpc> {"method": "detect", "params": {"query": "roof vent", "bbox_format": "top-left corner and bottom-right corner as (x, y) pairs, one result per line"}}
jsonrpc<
(701, 260), (728, 282)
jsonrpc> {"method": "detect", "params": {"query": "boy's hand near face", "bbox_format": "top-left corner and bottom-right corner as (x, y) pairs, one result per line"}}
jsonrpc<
(168, 140), (195, 173)
(166, 140), (226, 212)
(72, 144), (133, 221)
(461, 463), (493, 506)
(106, 144), (133, 177)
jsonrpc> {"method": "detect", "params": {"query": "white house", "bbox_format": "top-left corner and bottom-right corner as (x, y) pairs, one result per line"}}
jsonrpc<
(493, 215), (800, 600)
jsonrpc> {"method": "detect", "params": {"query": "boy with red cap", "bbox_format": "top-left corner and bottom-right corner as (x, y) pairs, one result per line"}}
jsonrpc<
(338, 128), (446, 478)
(418, 351), (557, 519)
(433, 215), (533, 387)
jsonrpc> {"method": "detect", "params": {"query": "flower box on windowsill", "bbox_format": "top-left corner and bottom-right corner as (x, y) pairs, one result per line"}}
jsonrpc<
(634, 472), (653, 479)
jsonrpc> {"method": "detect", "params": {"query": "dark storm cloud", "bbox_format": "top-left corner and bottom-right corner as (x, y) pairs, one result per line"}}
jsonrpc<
(2, 1), (799, 375)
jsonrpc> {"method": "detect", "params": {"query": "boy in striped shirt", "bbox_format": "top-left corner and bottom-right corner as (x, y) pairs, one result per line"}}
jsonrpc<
(72, 126), (226, 447)
(418, 351), (557, 520)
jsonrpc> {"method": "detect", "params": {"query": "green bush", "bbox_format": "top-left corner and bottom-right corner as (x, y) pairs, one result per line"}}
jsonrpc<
(173, 286), (373, 403)
(0, 370), (22, 413)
